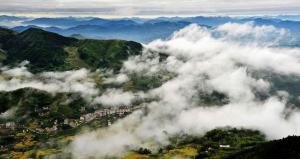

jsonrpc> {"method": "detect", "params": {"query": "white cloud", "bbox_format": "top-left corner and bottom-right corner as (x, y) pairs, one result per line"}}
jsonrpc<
(103, 73), (129, 84)
(215, 22), (289, 46)
(68, 23), (300, 158)
(93, 89), (136, 106)
(0, 107), (17, 119)
(1, 66), (32, 78)
(1, 61), (32, 77)
(0, 67), (99, 98)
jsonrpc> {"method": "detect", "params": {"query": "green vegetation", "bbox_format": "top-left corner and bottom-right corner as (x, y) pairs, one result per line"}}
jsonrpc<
(0, 27), (142, 72)
(3, 28), (75, 72)
(162, 146), (198, 159)
(198, 91), (229, 106)
(0, 49), (7, 62)
(125, 74), (168, 91)
(0, 27), (15, 46)
(124, 128), (266, 159)
(227, 136), (300, 159)
(76, 39), (142, 71)
(124, 130), (300, 159)
(64, 46), (90, 69)
(124, 151), (150, 159)
(0, 88), (88, 122)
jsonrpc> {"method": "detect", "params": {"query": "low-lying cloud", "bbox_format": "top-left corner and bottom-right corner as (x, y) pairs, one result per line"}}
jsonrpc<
(93, 89), (136, 106)
(68, 22), (300, 158)
(0, 67), (99, 98)
(0, 63), (145, 108)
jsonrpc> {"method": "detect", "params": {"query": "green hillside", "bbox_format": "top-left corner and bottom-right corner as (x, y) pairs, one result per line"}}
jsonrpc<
(3, 28), (75, 72)
(124, 130), (300, 159)
(0, 49), (6, 62)
(123, 128), (266, 159)
(76, 39), (142, 70)
(0, 27), (15, 45)
(0, 27), (142, 72)
(0, 88), (87, 122)
(227, 136), (300, 159)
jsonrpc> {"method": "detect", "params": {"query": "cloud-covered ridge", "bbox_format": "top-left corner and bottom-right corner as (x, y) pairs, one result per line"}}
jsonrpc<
(0, 64), (144, 107)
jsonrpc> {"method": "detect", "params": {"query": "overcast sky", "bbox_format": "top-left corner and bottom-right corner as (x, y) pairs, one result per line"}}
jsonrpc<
(1, 0), (300, 17)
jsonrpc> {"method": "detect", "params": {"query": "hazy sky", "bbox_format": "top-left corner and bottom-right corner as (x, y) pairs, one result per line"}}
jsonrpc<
(1, 0), (300, 17)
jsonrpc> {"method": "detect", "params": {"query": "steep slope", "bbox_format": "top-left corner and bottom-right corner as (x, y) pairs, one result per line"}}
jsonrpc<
(0, 27), (15, 62)
(0, 28), (143, 72)
(0, 49), (6, 62)
(3, 28), (77, 72)
(74, 39), (142, 70)
(0, 27), (15, 46)
(227, 136), (300, 159)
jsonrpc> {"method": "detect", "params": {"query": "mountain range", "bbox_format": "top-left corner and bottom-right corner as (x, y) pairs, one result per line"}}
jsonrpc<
(2, 15), (300, 43)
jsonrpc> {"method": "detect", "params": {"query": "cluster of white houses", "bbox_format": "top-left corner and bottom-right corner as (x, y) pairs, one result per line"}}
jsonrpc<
(0, 122), (16, 130)
(79, 106), (133, 122)
(65, 105), (144, 127)
(0, 105), (144, 133)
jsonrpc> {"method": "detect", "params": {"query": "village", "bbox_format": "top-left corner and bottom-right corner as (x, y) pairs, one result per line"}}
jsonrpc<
(0, 105), (144, 134)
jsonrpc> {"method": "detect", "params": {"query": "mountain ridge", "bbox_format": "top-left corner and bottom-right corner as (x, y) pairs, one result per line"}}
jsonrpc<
(0, 27), (143, 72)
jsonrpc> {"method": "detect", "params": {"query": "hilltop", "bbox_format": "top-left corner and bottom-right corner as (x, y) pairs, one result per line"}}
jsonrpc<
(0, 27), (142, 72)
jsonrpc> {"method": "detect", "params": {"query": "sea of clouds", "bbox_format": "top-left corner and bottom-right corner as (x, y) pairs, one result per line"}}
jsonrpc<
(67, 22), (300, 158)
